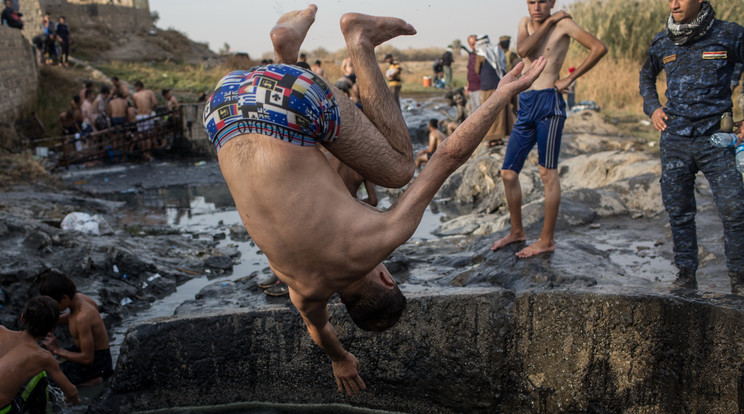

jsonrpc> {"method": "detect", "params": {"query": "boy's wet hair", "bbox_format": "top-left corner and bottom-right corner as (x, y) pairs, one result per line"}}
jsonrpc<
(342, 283), (407, 332)
(429, 118), (439, 128)
(39, 269), (77, 303)
(22, 296), (59, 338)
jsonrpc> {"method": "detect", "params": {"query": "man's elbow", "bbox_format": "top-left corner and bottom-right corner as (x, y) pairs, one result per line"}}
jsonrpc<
(595, 42), (608, 59)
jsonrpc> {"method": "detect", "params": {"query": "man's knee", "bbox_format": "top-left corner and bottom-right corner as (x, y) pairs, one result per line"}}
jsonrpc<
(501, 169), (519, 185)
(538, 167), (558, 182)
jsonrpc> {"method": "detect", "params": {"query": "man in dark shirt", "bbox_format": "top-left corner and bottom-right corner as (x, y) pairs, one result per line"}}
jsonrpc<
(639, 0), (744, 294)
(56, 16), (70, 67)
(440, 46), (453, 88)
(1, 0), (22, 29)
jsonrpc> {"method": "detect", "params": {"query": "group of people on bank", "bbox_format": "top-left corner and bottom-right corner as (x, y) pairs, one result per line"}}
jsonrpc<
(59, 77), (180, 163)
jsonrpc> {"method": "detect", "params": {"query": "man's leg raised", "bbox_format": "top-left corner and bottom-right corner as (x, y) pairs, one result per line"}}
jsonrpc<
(320, 13), (417, 188)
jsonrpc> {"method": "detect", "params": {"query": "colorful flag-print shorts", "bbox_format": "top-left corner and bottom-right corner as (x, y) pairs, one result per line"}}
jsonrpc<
(203, 64), (341, 152)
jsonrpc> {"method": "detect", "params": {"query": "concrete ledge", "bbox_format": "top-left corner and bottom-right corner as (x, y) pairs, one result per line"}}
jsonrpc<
(90, 289), (744, 413)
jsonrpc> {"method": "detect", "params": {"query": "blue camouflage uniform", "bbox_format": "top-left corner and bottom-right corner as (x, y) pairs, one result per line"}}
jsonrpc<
(639, 18), (744, 282)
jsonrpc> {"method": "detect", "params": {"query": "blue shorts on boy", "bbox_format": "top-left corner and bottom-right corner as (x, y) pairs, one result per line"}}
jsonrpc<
(502, 88), (566, 172)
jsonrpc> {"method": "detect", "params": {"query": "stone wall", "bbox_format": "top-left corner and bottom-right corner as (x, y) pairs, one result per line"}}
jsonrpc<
(0, 27), (38, 149)
(90, 289), (744, 413)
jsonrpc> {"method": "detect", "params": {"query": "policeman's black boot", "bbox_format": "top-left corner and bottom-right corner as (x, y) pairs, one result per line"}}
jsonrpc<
(672, 268), (697, 289)
(730, 271), (744, 295)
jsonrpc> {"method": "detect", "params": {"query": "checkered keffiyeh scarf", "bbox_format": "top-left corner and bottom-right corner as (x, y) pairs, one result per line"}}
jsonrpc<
(667, 1), (715, 46)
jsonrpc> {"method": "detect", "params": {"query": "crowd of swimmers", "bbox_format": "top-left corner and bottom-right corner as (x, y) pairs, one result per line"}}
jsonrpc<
(58, 77), (180, 163)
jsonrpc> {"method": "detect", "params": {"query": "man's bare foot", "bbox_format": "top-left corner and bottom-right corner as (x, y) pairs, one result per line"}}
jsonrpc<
(515, 239), (555, 258)
(340, 13), (416, 50)
(270, 4), (318, 64)
(490, 233), (526, 251)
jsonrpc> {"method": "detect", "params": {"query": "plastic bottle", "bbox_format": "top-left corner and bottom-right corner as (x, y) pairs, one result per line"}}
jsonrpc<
(736, 144), (744, 173)
(710, 132), (739, 147)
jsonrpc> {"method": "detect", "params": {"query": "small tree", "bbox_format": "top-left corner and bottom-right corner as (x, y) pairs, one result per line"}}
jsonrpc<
(219, 42), (231, 55)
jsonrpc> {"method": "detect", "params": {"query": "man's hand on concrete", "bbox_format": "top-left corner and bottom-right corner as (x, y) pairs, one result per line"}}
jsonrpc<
(652, 107), (668, 132)
(332, 352), (366, 395)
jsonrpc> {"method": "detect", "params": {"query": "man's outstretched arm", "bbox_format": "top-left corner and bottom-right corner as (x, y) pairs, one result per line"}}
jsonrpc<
(289, 288), (366, 395)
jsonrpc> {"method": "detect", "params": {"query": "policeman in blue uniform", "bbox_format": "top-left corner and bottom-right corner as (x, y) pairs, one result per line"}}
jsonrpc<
(639, 0), (744, 294)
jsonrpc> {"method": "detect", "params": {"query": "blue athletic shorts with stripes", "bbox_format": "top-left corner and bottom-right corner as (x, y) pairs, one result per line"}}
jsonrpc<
(203, 64), (341, 152)
(502, 88), (566, 173)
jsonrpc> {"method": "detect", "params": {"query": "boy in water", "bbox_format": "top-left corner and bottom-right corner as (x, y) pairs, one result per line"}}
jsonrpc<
(40, 270), (114, 387)
(491, 0), (606, 257)
(0, 296), (80, 413)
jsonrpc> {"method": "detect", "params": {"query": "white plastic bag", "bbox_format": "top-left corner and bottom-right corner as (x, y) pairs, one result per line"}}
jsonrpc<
(60, 212), (113, 235)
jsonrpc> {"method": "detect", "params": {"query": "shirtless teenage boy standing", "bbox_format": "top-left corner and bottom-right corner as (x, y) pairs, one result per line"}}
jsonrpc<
(491, 0), (606, 258)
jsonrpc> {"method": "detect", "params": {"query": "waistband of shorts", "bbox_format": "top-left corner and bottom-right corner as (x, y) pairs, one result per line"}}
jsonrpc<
(214, 119), (318, 151)
(520, 88), (560, 97)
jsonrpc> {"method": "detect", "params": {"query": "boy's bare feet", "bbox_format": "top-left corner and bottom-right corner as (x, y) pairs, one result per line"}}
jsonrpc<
(270, 4), (318, 64)
(515, 239), (555, 258)
(340, 13), (416, 51)
(490, 232), (526, 251)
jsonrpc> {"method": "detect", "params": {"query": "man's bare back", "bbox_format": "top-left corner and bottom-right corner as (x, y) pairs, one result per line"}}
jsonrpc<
(0, 327), (55, 406)
(133, 89), (156, 115)
(68, 294), (109, 352)
(0, 297), (79, 408)
(108, 97), (128, 119)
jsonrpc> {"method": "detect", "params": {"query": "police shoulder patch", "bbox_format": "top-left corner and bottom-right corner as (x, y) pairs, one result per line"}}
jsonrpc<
(662, 54), (676, 64)
(702, 51), (727, 60)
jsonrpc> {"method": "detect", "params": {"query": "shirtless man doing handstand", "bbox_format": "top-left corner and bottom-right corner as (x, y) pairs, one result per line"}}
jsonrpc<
(205, 4), (545, 395)
(491, 0), (606, 258)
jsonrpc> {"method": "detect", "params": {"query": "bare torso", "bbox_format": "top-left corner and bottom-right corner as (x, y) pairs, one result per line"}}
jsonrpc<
(0, 327), (53, 407)
(69, 294), (109, 351)
(108, 98), (128, 118)
(133, 90), (156, 115)
(218, 135), (393, 302)
(520, 16), (571, 90)
(430, 129), (444, 152)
